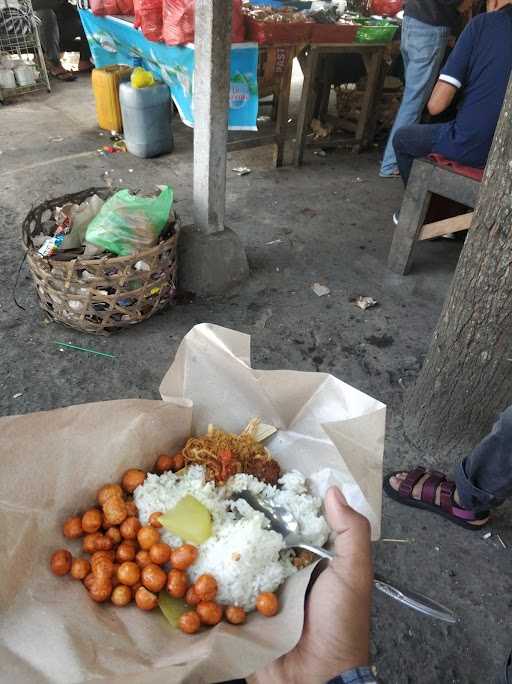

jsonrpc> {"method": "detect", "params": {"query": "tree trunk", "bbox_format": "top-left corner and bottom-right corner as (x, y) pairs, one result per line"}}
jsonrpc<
(405, 73), (512, 456)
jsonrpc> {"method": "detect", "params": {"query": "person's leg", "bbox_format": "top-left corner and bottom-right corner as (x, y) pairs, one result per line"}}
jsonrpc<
(35, 9), (61, 66)
(455, 406), (512, 514)
(380, 16), (449, 177)
(393, 122), (448, 185)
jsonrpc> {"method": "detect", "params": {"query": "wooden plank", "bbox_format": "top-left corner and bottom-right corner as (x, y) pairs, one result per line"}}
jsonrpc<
(419, 212), (474, 240)
(293, 47), (320, 166)
(273, 48), (293, 167)
(354, 48), (384, 151)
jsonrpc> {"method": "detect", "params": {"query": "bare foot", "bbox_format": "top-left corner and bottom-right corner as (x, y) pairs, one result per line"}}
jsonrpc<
(388, 471), (489, 526)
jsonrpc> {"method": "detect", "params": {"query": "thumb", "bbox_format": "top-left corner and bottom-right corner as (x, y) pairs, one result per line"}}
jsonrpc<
(325, 486), (371, 537)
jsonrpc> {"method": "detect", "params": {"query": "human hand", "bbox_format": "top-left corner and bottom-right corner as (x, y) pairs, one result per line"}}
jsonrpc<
(249, 487), (373, 684)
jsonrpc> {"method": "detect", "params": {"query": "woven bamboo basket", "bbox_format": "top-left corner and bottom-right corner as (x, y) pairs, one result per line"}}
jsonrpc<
(22, 187), (179, 335)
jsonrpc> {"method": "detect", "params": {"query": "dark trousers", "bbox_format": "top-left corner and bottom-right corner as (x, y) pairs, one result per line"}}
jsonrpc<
(455, 406), (512, 514)
(393, 122), (450, 185)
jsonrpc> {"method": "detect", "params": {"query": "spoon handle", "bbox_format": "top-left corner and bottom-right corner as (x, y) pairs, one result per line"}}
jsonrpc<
(292, 543), (457, 624)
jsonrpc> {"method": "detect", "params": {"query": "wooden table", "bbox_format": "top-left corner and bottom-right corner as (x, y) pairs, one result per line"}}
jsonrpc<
(293, 43), (387, 166)
(227, 45), (298, 168)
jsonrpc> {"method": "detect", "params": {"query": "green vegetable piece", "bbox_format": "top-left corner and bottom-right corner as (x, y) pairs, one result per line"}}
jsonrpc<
(158, 591), (188, 628)
(159, 495), (212, 545)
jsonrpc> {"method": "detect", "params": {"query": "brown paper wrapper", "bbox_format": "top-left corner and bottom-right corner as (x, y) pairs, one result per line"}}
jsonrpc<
(0, 325), (385, 683)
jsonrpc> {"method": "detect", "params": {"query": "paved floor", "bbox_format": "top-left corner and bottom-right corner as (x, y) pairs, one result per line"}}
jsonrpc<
(1, 73), (510, 684)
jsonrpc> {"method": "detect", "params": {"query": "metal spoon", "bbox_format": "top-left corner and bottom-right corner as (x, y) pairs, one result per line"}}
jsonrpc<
(236, 489), (457, 624)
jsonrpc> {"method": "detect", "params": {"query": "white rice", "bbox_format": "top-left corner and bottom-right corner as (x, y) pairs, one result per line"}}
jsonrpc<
(134, 465), (329, 611)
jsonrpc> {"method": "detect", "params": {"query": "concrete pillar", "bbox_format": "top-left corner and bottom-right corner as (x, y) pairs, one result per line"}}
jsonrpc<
(193, 0), (231, 234)
(178, 0), (249, 295)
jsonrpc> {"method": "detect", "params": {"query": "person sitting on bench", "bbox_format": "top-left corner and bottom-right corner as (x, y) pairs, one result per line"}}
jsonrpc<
(392, 0), (512, 188)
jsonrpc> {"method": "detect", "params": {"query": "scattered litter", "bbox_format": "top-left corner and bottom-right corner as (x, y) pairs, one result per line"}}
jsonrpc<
(354, 177), (363, 183)
(49, 136), (64, 143)
(257, 115), (271, 123)
(398, 377), (406, 390)
(381, 538), (412, 544)
(435, 546), (440, 552)
(314, 149), (327, 157)
(129, 168), (133, 173)
(99, 132), (104, 136)
(496, 533), (507, 549)
(12, 392), (23, 399)
(483, 531), (492, 540)
(310, 118), (333, 140)
(265, 239), (282, 246)
(352, 295), (378, 310)
(312, 282), (330, 297)
(119, 179), (123, 183)
(232, 167), (251, 176)
(54, 341), (116, 359)
(276, 267), (280, 272)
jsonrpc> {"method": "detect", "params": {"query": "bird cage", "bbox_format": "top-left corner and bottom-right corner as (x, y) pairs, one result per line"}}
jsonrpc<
(0, 0), (50, 102)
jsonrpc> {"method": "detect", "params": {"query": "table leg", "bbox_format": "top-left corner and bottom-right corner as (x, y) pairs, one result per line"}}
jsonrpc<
(353, 48), (384, 153)
(273, 53), (293, 168)
(293, 47), (319, 167)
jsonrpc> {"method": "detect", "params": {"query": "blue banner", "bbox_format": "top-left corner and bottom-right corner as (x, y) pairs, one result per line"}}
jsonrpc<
(79, 10), (259, 131)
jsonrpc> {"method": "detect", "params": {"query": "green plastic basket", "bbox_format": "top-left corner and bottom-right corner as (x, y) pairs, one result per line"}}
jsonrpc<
(355, 18), (398, 43)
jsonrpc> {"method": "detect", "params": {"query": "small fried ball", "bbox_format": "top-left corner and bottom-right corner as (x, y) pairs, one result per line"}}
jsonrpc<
(120, 516), (141, 541)
(173, 453), (185, 471)
(83, 532), (101, 554)
(83, 573), (95, 591)
(137, 526), (160, 550)
(255, 592), (279, 617)
(105, 527), (122, 545)
(167, 569), (188, 598)
(125, 500), (138, 517)
(102, 496), (128, 526)
(178, 611), (201, 634)
(149, 542), (172, 566)
(185, 586), (201, 607)
(135, 586), (158, 611)
(91, 555), (114, 579)
(141, 563), (167, 593)
(225, 606), (246, 625)
(50, 549), (72, 576)
(121, 469), (145, 494)
(194, 574), (217, 602)
(88, 578), (112, 603)
(154, 454), (174, 473)
(63, 516), (83, 539)
(136, 550), (152, 568)
(94, 534), (113, 551)
(170, 544), (198, 571)
(196, 601), (223, 626)
(117, 561), (140, 587)
(97, 483), (123, 506)
(111, 584), (132, 607)
(70, 558), (91, 580)
(116, 541), (137, 563)
(82, 509), (103, 534)
(149, 512), (163, 528)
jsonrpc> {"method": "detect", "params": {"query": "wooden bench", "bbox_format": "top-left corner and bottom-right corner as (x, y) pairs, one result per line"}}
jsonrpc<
(387, 156), (484, 275)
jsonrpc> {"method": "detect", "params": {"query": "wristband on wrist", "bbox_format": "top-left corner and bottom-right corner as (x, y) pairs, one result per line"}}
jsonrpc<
(326, 665), (377, 684)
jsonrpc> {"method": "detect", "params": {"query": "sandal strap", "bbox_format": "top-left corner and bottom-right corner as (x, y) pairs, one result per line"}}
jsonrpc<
(440, 480), (456, 512)
(398, 466), (426, 498)
(420, 470), (446, 504)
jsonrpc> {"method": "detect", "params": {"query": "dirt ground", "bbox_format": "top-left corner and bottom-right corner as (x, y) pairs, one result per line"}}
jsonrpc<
(1, 72), (510, 684)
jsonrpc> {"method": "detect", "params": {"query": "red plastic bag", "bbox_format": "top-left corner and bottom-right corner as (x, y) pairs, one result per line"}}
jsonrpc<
(135, 0), (163, 41)
(371, 0), (403, 16)
(162, 0), (245, 46)
(90, 0), (134, 15)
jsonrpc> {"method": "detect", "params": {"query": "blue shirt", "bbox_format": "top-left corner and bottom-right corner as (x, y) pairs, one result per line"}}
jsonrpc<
(433, 5), (512, 168)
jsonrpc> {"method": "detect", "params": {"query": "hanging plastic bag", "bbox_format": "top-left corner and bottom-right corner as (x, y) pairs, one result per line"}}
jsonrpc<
(162, 0), (245, 46)
(134, 0), (163, 42)
(370, 0), (403, 16)
(85, 186), (173, 256)
(90, 0), (134, 16)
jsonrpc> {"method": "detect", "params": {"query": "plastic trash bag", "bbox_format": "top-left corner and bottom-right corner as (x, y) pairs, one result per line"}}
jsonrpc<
(134, 0), (163, 42)
(162, 0), (245, 46)
(85, 186), (173, 256)
(90, 0), (134, 16)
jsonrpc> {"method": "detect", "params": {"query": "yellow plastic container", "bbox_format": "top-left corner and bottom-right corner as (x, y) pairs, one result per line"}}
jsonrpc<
(91, 65), (132, 133)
